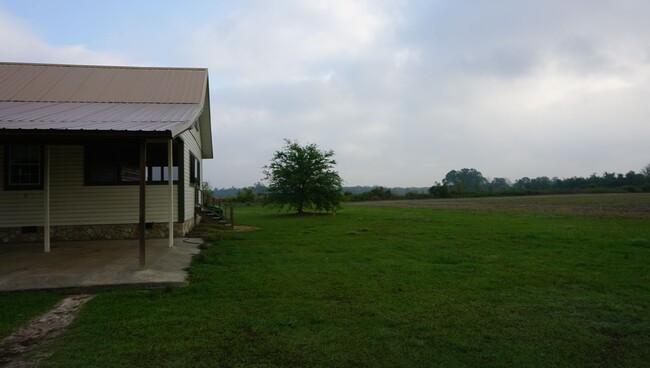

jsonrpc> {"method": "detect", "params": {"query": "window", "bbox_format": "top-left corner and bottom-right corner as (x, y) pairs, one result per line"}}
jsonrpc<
(85, 143), (179, 185)
(5, 144), (43, 189)
(190, 153), (200, 185)
(146, 143), (179, 183)
(86, 143), (140, 184)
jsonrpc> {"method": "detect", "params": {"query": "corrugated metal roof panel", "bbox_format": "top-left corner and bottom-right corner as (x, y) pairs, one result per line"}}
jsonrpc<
(0, 62), (212, 152)
(0, 102), (200, 135)
(0, 62), (207, 104)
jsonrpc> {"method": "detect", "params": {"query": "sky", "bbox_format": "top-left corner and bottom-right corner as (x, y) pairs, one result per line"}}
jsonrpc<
(1, 0), (649, 188)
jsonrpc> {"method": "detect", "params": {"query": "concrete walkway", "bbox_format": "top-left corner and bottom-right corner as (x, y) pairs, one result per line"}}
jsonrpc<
(0, 238), (202, 291)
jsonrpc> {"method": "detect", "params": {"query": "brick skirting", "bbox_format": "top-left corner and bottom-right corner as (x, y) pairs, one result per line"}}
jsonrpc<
(0, 216), (200, 244)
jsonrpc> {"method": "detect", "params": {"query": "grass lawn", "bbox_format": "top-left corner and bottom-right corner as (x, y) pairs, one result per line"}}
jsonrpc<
(0, 292), (62, 339)
(8, 195), (650, 367)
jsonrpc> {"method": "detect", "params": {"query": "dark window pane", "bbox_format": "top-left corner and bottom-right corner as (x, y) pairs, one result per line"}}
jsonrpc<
(10, 145), (39, 163)
(7, 145), (41, 186)
(121, 166), (140, 182)
(148, 144), (167, 166)
(145, 143), (179, 183)
(119, 145), (140, 182)
(87, 145), (117, 183)
(190, 155), (198, 184)
(85, 142), (177, 185)
(89, 165), (116, 183)
(86, 143), (143, 184)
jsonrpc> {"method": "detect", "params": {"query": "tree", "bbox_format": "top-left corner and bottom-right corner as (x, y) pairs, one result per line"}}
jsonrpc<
(368, 186), (393, 200)
(642, 164), (650, 179)
(488, 177), (511, 192)
(443, 168), (488, 192)
(624, 170), (645, 187)
(201, 181), (213, 205)
(263, 139), (343, 214)
(529, 176), (552, 190)
(429, 182), (451, 198)
(513, 177), (531, 190)
(233, 187), (256, 203)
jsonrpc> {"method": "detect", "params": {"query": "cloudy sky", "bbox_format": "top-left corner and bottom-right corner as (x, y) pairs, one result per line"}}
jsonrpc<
(1, 0), (649, 187)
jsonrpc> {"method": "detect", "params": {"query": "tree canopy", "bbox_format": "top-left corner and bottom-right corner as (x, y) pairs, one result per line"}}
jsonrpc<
(642, 163), (650, 178)
(438, 165), (650, 194)
(443, 168), (488, 193)
(263, 139), (343, 214)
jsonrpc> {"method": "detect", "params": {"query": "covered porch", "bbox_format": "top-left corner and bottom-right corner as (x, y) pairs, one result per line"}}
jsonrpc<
(0, 62), (214, 274)
(1, 135), (184, 269)
(0, 237), (201, 292)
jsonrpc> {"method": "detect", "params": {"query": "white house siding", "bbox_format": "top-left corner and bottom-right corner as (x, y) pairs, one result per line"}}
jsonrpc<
(179, 127), (203, 221)
(0, 144), (178, 227)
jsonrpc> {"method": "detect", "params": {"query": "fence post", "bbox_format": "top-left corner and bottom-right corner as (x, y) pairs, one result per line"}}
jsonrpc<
(230, 206), (234, 227)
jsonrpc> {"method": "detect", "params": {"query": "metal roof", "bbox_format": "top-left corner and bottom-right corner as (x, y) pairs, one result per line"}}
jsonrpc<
(0, 102), (202, 136)
(0, 62), (207, 104)
(0, 62), (214, 158)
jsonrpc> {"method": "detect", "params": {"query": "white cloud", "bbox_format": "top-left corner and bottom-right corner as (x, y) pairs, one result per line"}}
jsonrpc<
(2, 1), (650, 187)
(180, 0), (398, 84)
(0, 9), (129, 65)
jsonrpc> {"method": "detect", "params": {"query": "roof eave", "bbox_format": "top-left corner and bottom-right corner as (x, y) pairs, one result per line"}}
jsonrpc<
(0, 128), (172, 144)
(198, 78), (214, 159)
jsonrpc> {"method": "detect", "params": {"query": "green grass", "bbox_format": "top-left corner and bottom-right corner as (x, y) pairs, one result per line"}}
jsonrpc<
(9, 198), (650, 367)
(0, 292), (62, 338)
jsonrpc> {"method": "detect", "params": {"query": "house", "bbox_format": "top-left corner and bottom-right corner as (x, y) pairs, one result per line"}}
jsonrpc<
(0, 62), (213, 264)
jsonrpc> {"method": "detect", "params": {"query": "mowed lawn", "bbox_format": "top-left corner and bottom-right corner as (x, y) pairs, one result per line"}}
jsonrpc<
(4, 194), (650, 367)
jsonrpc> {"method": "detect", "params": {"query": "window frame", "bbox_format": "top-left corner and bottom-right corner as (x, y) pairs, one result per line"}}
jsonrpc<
(84, 143), (141, 186)
(189, 153), (200, 186)
(145, 142), (180, 185)
(84, 142), (180, 186)
(4, 144), (44, 190)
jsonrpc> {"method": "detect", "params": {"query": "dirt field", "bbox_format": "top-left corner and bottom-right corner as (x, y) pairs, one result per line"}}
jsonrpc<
(351, 193), (650, 218)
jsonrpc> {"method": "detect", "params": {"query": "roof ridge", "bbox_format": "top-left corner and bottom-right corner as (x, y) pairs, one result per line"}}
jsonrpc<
(0, 100), (199, 104)
(0, 61), (208, 72)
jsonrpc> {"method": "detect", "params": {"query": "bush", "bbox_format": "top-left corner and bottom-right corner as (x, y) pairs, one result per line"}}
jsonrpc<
(429, 184), (451, 198)
(623, 185), (639, 193)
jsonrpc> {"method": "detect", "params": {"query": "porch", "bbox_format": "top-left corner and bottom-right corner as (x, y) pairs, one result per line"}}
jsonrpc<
(0, 237), (201, 292)
(1, 62), (214, 273)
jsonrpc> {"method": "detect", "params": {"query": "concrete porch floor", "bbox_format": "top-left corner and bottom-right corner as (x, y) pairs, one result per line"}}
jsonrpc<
(0, 238), (202, 292)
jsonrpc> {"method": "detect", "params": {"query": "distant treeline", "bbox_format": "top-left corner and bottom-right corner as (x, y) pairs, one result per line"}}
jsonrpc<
(213, 184), (429, 202)
(213, 165), (650, 202)
(213, 183), (266, 202)
(425, 167), (650, 199)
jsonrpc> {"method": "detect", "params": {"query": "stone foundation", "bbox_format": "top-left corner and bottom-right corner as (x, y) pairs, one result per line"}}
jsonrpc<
(0, 216), (199, 244)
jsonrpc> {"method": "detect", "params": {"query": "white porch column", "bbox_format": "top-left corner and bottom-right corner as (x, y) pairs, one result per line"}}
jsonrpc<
(168, 139), (174, 248)
(44, 145), (50, 253)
